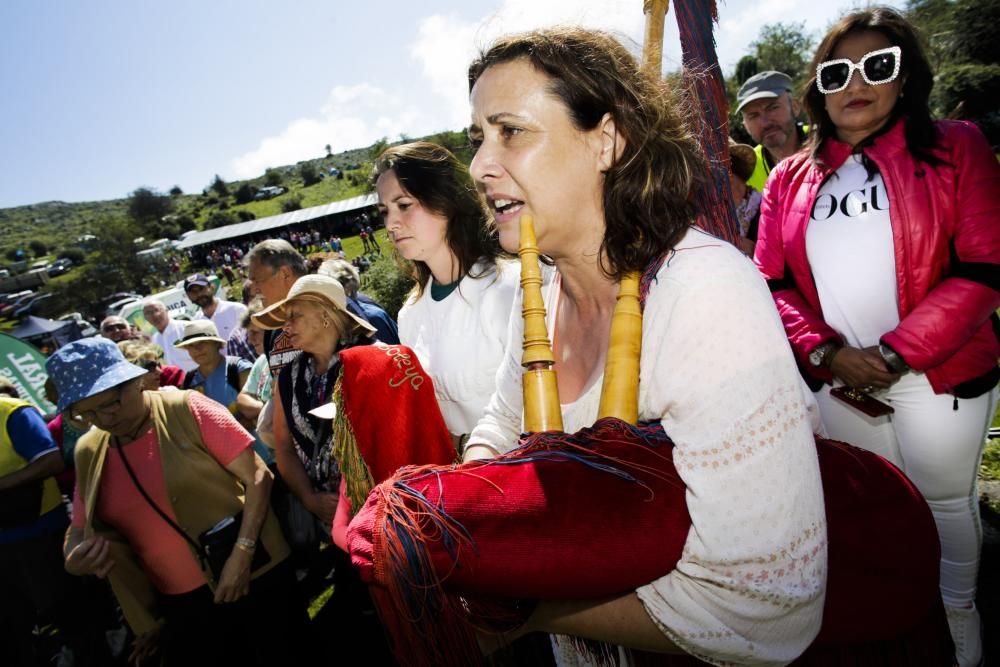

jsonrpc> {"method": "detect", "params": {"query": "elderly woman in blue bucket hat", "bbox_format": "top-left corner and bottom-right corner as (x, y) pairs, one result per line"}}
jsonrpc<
(47, 337), (312, 665)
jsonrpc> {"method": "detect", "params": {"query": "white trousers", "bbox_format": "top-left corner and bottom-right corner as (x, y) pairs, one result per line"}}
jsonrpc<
(816, 372), (997, 609)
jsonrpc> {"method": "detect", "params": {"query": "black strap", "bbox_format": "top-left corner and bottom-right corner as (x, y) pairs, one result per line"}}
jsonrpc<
(113, 442), (206, 561)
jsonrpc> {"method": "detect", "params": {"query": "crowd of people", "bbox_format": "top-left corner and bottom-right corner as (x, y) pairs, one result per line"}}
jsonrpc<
(2, 7), (998, 667)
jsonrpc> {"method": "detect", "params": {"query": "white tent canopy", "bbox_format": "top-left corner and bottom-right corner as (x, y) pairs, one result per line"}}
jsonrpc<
(175, 193), (377, 250)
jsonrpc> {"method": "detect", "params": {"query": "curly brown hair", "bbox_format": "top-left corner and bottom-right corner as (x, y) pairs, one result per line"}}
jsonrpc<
(468, 27), (704, 279)
(371, 142), (504, 299)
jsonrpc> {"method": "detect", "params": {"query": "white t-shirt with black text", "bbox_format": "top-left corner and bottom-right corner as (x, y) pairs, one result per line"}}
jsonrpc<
(805, 154), (900, 348)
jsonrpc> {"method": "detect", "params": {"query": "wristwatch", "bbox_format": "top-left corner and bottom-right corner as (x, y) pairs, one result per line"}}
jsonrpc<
(809, 342), (841, 369)
(878, 343), (910, 374)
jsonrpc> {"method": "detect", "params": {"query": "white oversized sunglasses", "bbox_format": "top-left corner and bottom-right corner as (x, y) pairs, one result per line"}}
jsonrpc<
(816, 46), (902, 94)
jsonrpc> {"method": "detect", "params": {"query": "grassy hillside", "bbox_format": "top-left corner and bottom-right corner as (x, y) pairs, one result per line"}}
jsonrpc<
(0, 130), (471, 266)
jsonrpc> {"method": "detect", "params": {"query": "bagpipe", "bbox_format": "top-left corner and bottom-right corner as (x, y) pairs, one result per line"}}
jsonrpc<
(331, 216), (952, 666)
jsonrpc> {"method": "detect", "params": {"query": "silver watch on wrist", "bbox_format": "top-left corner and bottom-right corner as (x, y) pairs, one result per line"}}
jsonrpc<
(808, 342), (838, 368)
(878, 343), (909, 374)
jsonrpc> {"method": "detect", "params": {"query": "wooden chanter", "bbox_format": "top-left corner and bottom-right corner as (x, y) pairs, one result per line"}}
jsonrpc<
(517, 216), (642, 431)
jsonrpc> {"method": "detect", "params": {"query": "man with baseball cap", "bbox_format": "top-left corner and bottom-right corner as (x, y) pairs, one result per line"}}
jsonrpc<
(736, 71), (807, 192)
(183, 273), (247, 343)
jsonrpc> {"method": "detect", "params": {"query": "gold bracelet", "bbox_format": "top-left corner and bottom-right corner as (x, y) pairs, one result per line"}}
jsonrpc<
(235, 537), (256, 553)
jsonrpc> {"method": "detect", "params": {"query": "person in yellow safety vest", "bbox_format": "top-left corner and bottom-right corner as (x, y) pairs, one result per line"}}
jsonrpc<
(0, 380), (110, 665)
(736, 71), (808, 192)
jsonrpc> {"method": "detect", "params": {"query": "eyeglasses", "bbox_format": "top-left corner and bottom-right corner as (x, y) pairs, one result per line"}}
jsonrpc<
(141, 360), (161, 372)
(68, 383), (130, 426)
(102, 323), (129, 333)
(816, 46), (901, 94)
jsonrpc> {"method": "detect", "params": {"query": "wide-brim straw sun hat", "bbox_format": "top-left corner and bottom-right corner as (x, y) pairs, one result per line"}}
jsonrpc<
(252, 274), (376, 336)
(174, 320), (227, 348)
(45, 337), (148, 413)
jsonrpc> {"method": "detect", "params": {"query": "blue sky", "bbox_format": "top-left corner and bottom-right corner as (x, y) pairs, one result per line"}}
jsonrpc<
(0, 0), (902, 209)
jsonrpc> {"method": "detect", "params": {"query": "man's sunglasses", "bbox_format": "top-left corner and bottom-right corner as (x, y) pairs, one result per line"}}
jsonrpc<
(816, 46), (901, 95)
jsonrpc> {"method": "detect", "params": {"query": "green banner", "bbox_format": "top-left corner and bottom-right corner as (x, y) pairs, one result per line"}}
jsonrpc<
(0, 332), (56, 413)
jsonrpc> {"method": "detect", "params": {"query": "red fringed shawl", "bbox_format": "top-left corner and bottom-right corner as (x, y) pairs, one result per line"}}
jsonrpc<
(331, 343), (458, 515)
(348, 427), (947, 666)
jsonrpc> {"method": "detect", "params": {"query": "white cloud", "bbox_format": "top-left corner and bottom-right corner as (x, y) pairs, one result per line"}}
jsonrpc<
(229, 83), (418, 179)
(228, 0), (899, 181)
(411, 0), (646, 126)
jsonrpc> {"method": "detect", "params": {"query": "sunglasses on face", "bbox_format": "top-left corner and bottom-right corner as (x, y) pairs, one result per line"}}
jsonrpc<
(141, 360), (162, 372)
(816, 46), (902, 94)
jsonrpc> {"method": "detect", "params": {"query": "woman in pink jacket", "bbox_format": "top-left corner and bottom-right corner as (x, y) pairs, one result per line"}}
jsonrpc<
(755, 8), (1000, 666)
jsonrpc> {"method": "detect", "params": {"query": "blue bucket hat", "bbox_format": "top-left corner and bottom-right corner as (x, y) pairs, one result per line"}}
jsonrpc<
(45, 338), (148, 413)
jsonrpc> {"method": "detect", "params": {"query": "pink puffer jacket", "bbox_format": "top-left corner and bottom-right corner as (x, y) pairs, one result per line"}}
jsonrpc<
(755, 118), (1000, 396)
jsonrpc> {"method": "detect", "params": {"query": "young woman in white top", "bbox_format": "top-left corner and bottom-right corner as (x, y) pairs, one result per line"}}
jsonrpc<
(373, 142), (519, 442)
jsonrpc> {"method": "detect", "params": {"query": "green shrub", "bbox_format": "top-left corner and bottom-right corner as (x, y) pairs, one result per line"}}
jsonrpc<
(281, 195), (303, 213)
(205, 210), (238, 230)
(360, 253), (413, 320)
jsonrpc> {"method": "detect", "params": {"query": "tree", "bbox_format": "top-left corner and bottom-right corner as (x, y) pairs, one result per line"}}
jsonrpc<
(325, 143), (333, 158)
(735, 55), (759, 86)
(169, 185), (184, 196)
(28, 240), (48, 258)
(127, 187), (184, 239)
(368, 137), (389, 161)
(209, 174), (229, 197)
(127, 187), (175, 229)
(204, 210), (238, 230)
(907, 0), (1000, 145)
(750, 22), (815, 83)
(47, 217), (147, 318)
(57, 247), (86, 264)
(264, 168), (283, 187)
(299, 163), (321, 187)
(234, 183), (256, 205)
(237, 210), (257, 222)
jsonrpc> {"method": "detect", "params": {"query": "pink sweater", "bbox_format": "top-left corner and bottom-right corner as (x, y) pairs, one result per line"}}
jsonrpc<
(72, 391), (253, 594)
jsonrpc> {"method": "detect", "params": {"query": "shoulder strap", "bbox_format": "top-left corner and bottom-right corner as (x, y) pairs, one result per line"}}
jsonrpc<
(113, 443), (206, 562)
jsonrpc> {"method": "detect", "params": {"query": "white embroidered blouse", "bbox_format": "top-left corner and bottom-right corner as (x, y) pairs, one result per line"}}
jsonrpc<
(467, 229), (828, 666)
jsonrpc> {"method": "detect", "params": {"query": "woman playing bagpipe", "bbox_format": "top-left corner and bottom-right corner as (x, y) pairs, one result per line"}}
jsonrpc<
(338, 26), (951, 667)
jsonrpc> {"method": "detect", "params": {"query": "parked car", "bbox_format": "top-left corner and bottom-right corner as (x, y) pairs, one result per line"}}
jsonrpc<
(13, 293), (53, 319)
(47, 258), (73, 277)
(59, 312), (98, 337)
(104, 297), (142, 318)
(328, 167), (341, 177)
(29, 259), (51, 272)
(254, 186), (286, 200)
(1, 292), (38, 318)
(98, 292), (143, 318)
